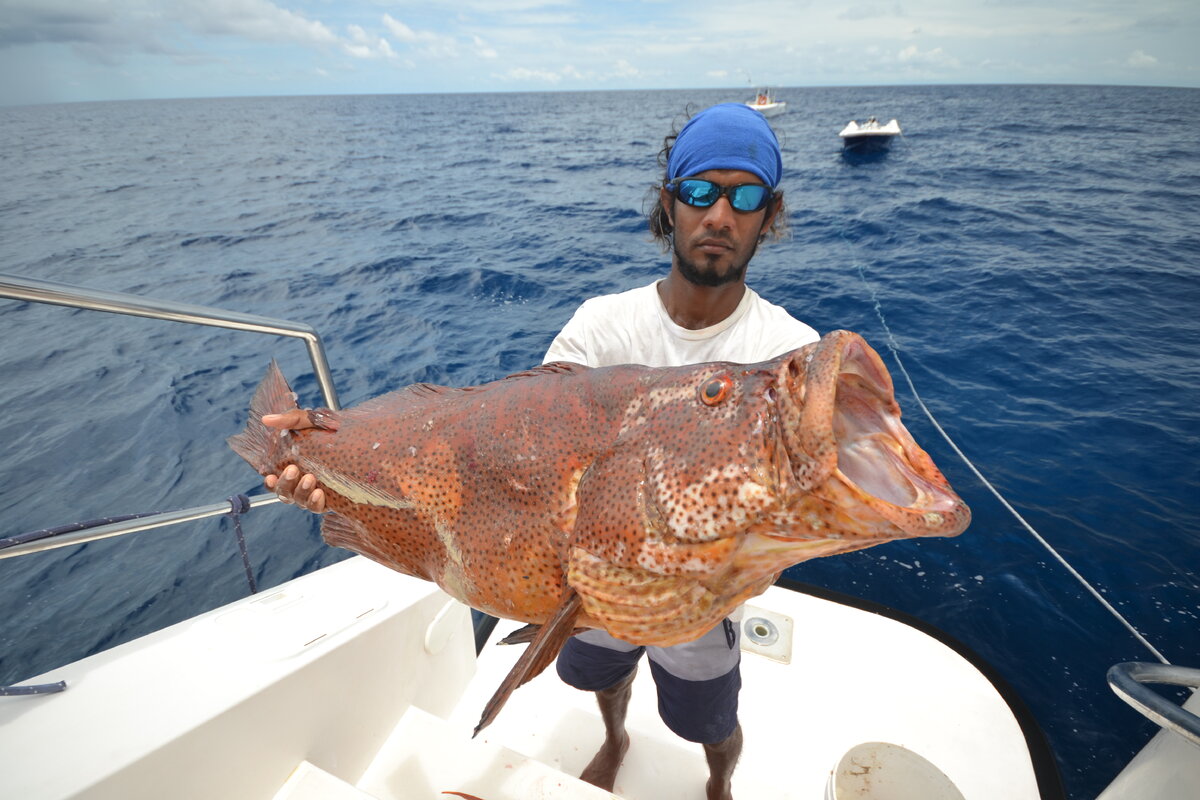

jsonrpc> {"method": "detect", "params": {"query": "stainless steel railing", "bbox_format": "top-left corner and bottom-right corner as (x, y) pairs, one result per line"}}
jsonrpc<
(1107, 662), (1200, 747)
(0, 272), (340, 560)
(0, 273), (339, 409)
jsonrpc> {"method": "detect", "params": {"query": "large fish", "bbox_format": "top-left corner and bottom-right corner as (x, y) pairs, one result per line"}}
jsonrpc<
(229, 330), (969, 732)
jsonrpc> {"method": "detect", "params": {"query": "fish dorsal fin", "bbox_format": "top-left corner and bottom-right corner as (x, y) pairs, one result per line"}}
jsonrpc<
(400, 382), (451, 398)
(347, 364), (589, 415)
(459, 362), (589, 392)
(474, 589), (582, 736)
(504, 361), (589, 379)
(338, 382), (456, 418)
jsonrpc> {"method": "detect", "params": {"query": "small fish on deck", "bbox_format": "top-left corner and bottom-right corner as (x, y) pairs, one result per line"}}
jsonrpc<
(229, 330), (970, 733)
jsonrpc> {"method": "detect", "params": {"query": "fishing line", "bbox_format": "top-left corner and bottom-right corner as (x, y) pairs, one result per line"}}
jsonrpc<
(842, 226), (1170, 666)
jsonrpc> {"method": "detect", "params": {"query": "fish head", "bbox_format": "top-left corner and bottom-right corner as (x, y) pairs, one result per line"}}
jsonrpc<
(629, 329), (970, 560)
(569, 330), (971, 645)
(743, 329), (971, 560)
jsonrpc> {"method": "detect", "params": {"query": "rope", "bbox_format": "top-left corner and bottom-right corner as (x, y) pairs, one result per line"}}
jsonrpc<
(0, 512), (164, 551)
(848, 245), (1170, 666)
(0, 496), (261, 595)
(226, 494), (258, 595)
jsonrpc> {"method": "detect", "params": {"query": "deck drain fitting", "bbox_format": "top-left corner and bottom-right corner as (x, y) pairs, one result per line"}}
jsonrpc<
(744, 617), (779, 647)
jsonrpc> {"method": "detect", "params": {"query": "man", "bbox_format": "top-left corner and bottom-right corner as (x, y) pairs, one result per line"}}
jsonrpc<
(263, 103), (818, 800)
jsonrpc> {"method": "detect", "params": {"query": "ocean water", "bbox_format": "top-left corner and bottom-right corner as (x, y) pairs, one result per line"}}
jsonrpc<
(1, 85), (1197, 798)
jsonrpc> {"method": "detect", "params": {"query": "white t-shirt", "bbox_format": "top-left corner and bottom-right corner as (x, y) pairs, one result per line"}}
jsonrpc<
(543, 279), (819, 665)
(543, 280), (819, 368)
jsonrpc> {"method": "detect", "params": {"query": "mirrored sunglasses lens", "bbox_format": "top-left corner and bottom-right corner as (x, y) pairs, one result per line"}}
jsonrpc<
(678, 180), (719, 207)
(730, 185), (770, 211)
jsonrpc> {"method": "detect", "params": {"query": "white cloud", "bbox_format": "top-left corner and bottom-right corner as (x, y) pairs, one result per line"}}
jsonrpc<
(612, 59), (640, 78)
(898, 44), (960, 68)
(0, 0), (354, 59)
(496, 66), (564, 83)
(839, 4), (904, 22)
(381, 15), (425, 45)
(3, 0), (1198, 104)
(175, 0), (342, 47)
(1127, 49), (1158, 67)
(472, 36), (499, 59)
(345, 24), (395, 60)
(491, 59), (642, 84)
(0, 1), (487, 68)
(381, 14), (493, 59)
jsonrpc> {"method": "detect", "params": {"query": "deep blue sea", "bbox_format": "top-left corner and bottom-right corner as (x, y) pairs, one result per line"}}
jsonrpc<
(1, 86), (1197, 798)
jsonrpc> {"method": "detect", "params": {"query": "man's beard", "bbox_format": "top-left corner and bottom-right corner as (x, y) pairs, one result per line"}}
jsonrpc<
(672, 234), (759, 287)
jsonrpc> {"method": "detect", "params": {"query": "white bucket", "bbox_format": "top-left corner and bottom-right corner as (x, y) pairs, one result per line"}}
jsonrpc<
(824, 741), (966, 800)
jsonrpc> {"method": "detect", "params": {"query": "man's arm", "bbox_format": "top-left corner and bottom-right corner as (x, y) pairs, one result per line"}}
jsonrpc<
(260, 410), (327, 513)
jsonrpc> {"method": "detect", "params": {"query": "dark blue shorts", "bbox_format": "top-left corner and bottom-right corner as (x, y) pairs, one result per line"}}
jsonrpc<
(555, 619), (741, 744)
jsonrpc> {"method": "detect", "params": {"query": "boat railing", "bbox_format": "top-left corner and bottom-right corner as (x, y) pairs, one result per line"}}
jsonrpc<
(0, 272), (340, 561)
(1107, 662), (1200, 747)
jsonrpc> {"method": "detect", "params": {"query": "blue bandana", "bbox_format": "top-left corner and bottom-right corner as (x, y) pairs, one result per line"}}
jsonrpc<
(666, 103), (783, 189)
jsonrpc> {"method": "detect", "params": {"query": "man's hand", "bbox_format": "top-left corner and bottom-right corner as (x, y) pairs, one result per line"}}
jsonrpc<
(261, 410), (327, 513)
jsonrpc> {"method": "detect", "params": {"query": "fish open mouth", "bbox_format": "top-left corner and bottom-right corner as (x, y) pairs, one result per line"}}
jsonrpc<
(777, 331), (970, 538)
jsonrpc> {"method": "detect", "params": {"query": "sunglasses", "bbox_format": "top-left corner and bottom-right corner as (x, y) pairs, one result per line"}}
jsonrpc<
(670, 178), (773, 213)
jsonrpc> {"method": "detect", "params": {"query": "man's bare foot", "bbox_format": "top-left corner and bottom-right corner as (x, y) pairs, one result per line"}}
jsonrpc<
(706, 776), (733, 800)
(580, 730), (630, 791)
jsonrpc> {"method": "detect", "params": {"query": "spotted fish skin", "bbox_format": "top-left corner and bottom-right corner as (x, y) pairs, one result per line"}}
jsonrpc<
(229, 330), (969, 649)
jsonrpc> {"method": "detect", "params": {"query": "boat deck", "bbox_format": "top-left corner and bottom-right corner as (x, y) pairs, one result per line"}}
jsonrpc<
(0, 556), (1042, 799)
(460, 592), (1037, 799)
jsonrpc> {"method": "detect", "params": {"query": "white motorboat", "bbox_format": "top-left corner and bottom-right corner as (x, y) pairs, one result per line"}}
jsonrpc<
(2, 274), (1198, 800)
(839, 117), (902, 151)
(0, 557), (1060, 800)
(3, 550), (1197, 800)
(745, 89), (786, 118)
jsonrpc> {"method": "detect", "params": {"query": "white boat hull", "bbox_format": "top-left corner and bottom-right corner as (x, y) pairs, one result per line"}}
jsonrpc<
(0, 555), (1050, 799)
(839, 118), (902, 150)
(746, 101), (786, 118)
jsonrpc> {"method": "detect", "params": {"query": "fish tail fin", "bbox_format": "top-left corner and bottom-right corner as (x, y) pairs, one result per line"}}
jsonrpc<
(227, 360), (298, 475)
(473, 589), (582, 737)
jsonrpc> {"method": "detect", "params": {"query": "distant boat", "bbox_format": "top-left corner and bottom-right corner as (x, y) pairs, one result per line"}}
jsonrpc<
(839, 117), (902, 151)
(745, 88), (787, 118)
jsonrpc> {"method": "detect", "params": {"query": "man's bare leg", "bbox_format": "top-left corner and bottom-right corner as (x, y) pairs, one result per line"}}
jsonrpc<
(579, 667), (636, 791)
(703, 723), (742, 800)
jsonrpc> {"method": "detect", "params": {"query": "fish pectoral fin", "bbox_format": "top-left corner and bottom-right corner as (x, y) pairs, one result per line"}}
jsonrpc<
(497, 622), (588, 646)
(474, 589), (582, 737)
(320, 511), (368, 550)
(497, 623), (540, 645)
(567, 547), (733, 647)
(313, 466), (416, 512)
(319, 513), (422, 579)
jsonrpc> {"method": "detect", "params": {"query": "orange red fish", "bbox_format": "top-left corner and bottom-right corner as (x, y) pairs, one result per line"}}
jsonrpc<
(230, 330), (969, 732)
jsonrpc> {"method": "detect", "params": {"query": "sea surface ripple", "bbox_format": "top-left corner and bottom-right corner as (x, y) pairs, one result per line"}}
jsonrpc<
(1, 85), (1198, 799)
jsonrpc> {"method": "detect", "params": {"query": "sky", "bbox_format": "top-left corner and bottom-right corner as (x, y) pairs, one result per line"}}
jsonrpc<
(1, 0), (1197, 106)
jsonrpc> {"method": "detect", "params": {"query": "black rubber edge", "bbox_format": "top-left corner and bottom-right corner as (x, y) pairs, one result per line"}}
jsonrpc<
(776, 577), (1066, 800)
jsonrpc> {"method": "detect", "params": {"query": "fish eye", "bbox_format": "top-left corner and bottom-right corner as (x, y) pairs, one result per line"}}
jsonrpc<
(699, 375), (733, 406)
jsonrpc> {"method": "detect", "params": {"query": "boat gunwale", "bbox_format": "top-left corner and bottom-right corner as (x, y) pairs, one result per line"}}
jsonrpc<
(776, 577), (1066, 800)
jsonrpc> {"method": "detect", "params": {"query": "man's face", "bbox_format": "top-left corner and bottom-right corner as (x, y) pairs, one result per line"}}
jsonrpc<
(661, 169), (779, 288)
